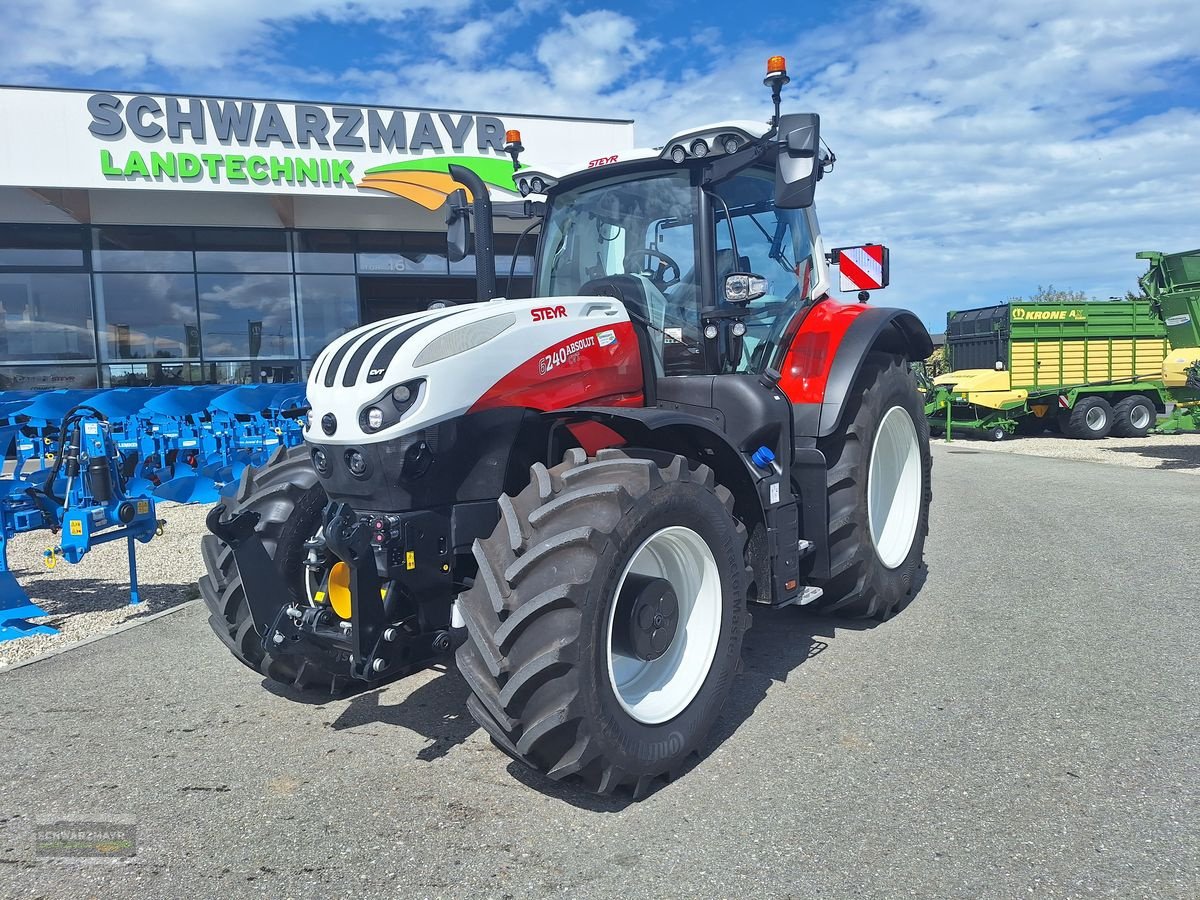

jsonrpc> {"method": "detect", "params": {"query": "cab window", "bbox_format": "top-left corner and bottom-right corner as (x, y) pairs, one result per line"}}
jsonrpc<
(712, 170), (816, 372)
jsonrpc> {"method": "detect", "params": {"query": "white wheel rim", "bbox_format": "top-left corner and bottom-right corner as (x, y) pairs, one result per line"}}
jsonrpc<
(1086, 407), (1107, 430)
(1130, 404), (1151, 429)
(867, 406), (922, 570)
(606, 526), (722, 725)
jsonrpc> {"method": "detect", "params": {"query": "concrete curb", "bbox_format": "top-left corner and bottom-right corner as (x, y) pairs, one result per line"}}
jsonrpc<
(0, 598), (201, 674)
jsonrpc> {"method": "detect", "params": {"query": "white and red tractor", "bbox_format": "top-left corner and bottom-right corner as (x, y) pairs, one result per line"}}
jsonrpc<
(203, 57), (933, 798)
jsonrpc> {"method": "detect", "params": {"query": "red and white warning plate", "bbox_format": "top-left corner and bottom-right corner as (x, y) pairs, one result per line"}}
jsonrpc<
(837, 244), (889, 292)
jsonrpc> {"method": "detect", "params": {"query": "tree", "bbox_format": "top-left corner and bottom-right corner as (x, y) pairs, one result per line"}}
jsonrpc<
(1008, 284), (1090, 304)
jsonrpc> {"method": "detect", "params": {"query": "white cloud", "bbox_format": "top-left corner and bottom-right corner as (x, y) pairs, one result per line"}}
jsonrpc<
(431, 20), (497, 62)
(0, 0), (467, 76)
(534, 11), (656, 95)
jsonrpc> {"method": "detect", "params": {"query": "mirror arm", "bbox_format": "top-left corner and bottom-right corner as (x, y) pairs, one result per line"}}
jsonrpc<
(701, 140), (774, 189)
(448, 163), (496, 303)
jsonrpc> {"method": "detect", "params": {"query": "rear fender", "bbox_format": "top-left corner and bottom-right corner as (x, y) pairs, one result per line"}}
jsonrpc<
(780, 300), (933, 438)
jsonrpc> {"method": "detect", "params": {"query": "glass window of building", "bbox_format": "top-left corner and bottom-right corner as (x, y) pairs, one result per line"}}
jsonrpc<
(94, 272), (200, 360)
(202, 360), (300, 385)
(197, 273), (296, 358)
(0, 363), (97, 390)
(93, 225), (194, 272)
(0, 272), (95, 361)
(0, 224), (86, 268)
(295, 230), (356, 274)
(297, 274), (358, 359)
(357, 231), (448, 276)
(195, 228), (291, 273)
(104, 361), (204, 388)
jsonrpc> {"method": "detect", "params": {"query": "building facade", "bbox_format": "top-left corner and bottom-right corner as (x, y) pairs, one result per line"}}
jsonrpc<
(0, 86), (634, 390)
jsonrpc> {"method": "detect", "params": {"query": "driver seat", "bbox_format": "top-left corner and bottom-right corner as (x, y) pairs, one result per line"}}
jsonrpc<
(578, 274), (669, 374)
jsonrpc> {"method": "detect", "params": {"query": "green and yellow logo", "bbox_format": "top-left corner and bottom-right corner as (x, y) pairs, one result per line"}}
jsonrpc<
(357, 156), (523, 210)
(1012, 307), (1088, 322)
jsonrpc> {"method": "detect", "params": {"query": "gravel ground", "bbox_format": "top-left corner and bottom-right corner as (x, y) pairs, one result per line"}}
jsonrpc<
(934, 430), (1200, 473)
(0, 445), (1195, 898)
(0, 502), (208, 668)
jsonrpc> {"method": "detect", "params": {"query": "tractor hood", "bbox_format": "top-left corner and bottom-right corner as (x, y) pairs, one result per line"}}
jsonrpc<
(305, 296), (641, 446)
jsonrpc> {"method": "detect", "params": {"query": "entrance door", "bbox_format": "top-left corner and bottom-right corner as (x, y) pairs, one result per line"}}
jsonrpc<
(358, 276), (479, 323)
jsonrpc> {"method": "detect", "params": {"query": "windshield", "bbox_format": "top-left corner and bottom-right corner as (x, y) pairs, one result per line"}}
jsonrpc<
(535, 171), (706, 374)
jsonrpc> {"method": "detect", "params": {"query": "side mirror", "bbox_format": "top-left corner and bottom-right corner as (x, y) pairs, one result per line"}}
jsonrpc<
(725, 273), (768, 303)
(446, 189), (470, 263)
(831, 244), (890, 292)
(774, 113), (820, 209)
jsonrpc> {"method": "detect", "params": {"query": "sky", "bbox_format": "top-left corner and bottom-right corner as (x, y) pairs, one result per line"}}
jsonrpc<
(2, 0), (1199, 330)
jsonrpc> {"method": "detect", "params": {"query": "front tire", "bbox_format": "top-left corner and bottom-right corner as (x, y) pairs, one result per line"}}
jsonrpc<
(811, 352), (932, 619)
(455, 448), (749, 798)
(199, 445), (350, 695)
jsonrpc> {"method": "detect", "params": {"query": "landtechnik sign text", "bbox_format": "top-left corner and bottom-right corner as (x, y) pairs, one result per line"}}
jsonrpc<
(87, 93), (510, 188)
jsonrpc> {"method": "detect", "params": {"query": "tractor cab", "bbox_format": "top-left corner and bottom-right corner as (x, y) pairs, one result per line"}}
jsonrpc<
(527, 152), (831, 379)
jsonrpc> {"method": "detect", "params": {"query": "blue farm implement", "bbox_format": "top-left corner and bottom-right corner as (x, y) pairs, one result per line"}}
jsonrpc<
(0, 404), (160, 641)
(0, 384), (309, 640)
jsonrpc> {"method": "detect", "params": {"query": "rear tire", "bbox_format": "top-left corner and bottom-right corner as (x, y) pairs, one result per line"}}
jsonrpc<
(199, 445), (350, 695)
(1111, 395), (1156, 438)
(1062, 396), (1113, 440)
(455, 448), (749, 798)
(810, 352), (932, 620)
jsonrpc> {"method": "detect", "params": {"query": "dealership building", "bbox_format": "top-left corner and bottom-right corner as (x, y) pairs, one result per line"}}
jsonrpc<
(0, 86), (634, 390)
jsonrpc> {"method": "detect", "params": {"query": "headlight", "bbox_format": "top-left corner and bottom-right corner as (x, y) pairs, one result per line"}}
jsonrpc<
(346, 449), (367, 477)
(356, 379), (424, 434)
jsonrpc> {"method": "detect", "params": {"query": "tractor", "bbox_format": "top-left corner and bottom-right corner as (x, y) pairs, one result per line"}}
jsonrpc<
(202, 56), (934, 798)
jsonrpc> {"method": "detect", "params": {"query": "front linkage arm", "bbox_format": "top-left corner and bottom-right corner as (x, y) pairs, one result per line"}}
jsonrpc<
(206, 504), (288, 639)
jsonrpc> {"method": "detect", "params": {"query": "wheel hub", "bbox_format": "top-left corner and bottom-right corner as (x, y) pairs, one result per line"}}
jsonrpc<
(606, 526), (723, 725)
(616, 574), (679, 662)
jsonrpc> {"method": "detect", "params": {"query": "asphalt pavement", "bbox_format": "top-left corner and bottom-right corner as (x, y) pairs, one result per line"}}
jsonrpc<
(0, 444), (1196, 899)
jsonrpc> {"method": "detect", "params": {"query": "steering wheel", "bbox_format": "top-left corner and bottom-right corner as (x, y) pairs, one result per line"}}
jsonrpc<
(623, 248), (681, 289)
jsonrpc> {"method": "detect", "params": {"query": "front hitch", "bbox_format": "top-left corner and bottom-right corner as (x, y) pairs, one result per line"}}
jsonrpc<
(208, 501), (451, 683)
(322, 502), (391, 681)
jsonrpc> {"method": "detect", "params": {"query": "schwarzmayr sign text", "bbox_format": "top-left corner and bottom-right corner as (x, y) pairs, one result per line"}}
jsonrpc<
(87, 93), (511, 188)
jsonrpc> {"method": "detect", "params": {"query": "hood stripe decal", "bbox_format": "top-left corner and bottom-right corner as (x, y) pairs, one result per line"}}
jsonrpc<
(338, 315), (429, 388)
(363, 307), (474, 384)
(321, 319), (399, 389)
